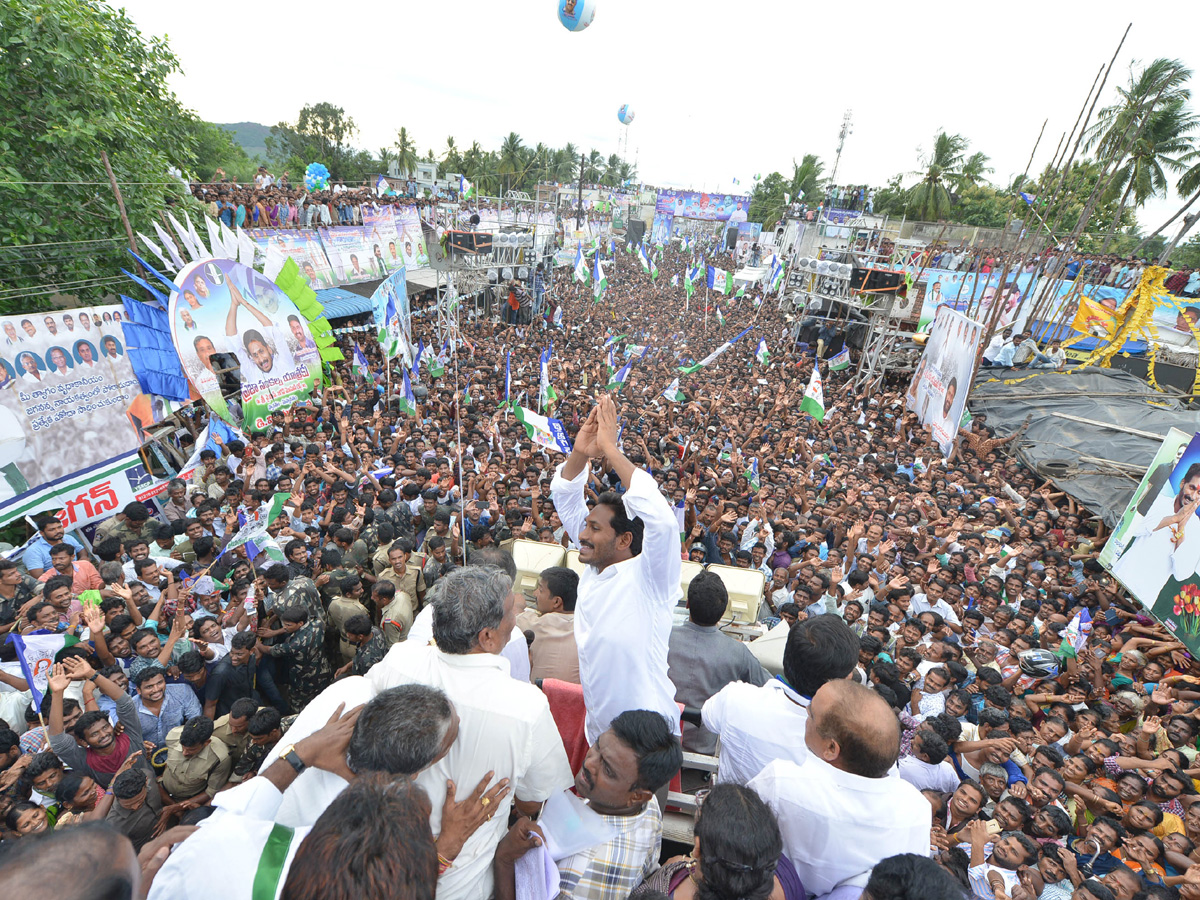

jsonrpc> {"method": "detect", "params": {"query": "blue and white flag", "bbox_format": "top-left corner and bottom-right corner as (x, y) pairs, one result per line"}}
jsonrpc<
(573, 242), (588, 283)
(504, 350), (512, 408)
(412, 338), (424, 378)
(6, 632), (79, 706)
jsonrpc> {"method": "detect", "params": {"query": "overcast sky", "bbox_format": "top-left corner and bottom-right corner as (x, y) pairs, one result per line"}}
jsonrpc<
(118, 0), (1196, 235)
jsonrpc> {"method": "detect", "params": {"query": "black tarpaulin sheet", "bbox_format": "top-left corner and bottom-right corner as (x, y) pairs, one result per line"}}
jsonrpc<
(968, 369), (1200, 527)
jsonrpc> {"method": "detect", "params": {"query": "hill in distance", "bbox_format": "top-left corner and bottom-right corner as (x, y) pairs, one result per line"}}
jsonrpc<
(217, 122), (271, 162)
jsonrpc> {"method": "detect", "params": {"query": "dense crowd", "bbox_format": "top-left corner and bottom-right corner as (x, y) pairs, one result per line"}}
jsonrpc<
(2, 232), (1200, 900)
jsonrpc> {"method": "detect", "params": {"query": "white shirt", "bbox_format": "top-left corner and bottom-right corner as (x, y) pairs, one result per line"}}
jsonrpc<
(407, 603), (532, 683)
(897, 754), (961, 793)
(701, 679), (809, 786)
(149, 772), (306, 900)
(550, 465), (681, 743)
(909, 593), (961, 626)
(366, 645), (572, 900)
(749, 756), (931, 897)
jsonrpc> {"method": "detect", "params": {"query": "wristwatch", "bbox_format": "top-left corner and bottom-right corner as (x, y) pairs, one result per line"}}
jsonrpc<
(279, 744), (307, 775)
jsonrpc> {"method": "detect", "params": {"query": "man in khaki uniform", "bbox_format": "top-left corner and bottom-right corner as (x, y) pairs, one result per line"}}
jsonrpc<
(327, 574), (370, 665)
(211, 698), (258, 778)
(160, 716), (232, 815)
(378, 541), (427, 609)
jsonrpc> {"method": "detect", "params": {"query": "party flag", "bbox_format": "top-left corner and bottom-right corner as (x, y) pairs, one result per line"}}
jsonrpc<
(706, 266), (733, 295)
(514, 406), (572, 455)
(573, 242), (588, 283)
(504, 350), (511, 408)
(661, 378), (686, 403)
(398, 368), (418, 417)
(678, 327), (754, 374)
(593, 255), (607, 302)
(755, 338), (769, 366)
(607, 360), (632, 391)
(801, 364), (825, 422)
(829, 348), (851, 371)
(460, 175), (476, 201)
(716, 306), (725, 327)
(352, 343), (370, 380)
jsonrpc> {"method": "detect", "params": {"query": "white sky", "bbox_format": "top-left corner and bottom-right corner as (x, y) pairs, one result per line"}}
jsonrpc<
(117, 0), (1197, 236)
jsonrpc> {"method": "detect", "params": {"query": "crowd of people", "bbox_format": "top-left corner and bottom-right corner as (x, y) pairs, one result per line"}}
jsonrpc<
(3, 227), (1200, 900)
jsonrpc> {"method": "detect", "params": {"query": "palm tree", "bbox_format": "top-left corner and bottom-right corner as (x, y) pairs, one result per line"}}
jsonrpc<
(583, 149), (603, 183)
(393, 127), (418, 179)
(789, 154), (825, 203)
(603, 153), (622, 187)
(956, 152), (994, 189)
(498, 132), (525, 195)
(530, 143), (552, 186)
(905, 132), (970, 221)
(378, 147), (395, 172)
(552, 144), (578, 183)
(1087, 59), (1195, 249)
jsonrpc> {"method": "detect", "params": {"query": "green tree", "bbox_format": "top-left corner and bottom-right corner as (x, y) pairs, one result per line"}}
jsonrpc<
(443, 137), (462, 175)
(583, 149), (603, 183)
(748, 172), (788, 229)
(0, 0), (197, 310)
(188, 121), (255, 183)
(789, 155), (825, 204)
(393, 127), (418, 180)
(498, 132), (525, 195)
(267, 102), (359, 180)
(951, 183), (1008, 228)
(958, 152), (994, 189)
(903, 132), (970, 221)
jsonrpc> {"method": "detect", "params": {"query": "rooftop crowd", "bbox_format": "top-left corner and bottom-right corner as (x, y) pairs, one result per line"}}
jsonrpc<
(2, 228), (1200, 900)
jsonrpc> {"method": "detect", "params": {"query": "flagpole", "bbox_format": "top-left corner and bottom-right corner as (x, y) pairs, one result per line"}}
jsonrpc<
(704, 285), (709, 334)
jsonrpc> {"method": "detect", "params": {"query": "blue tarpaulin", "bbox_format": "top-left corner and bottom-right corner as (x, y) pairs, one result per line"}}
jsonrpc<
(314, 287), (374, 320)
(1028, 318), (1148, 354)
(120, 296), (191, 402)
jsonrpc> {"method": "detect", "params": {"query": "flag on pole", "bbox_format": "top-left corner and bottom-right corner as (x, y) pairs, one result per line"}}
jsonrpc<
(460, 175), (476, 201)
(684, 267), (697, 299)
(593, 255), (607, 302)
(352, 343), (370, 380)
(411, 338), (424, 378)
(428, 340), (448, 378)
(398, 368), (418, 416)
(573, 242), (588, 283)
(716, 306), (725, 327)
(661, 377), (686, 403)
(801, 365), (826, 422)
(7, 632), (79, 706)
(671, 274), (679, 287)
(603, 333), (627, 348)
(706, 266), (734, 295)
(539, 347), (557, 411)
(513, 406), (573, 455)
(504, 350), (511, 408)
(770, 257), (786, 293)
(829, 348), (851, 371)
(734, 284), (745, 299)
(678, 326), (754, 374)
(1020, 191), (1036, 206)
(755, 338), (769, 366)
(607, 361), (632, 391)
(605, 348), (616, 380)
(638, 244), (651, 273)
(462, 380), (472, 405)
(1059, 608), (1092, 658)
(651, 258), (659, 282)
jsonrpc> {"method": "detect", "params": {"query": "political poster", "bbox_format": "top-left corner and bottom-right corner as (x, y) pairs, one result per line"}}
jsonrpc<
(655, 190), (751, 222)
(317, 224), (389, 284)
(171, 259), (321, 431)
(392, 207), (430, 269)
(1103, 433), (1200, 653)
(651, 213), (673, 245)
(0, 306), (143, 521)
(1102, 428), (1195, 570)
(370, 267), (412, 364)
(905, 306), (984, 457)
(248, 228), (337, 288)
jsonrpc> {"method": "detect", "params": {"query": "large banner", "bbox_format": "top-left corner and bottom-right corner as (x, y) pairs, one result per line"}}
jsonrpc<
(171, 259), (320, 431)
(317, 224), (392, 284)
(392, 207), (430, 269)
(1104, 432), (1200, 653)
(0, 306), (142, 517)
(249, 228), (337, 288)
(656, 191), (751, 222)
(905, 306), (984, 456)
(369, 268), (412, 364)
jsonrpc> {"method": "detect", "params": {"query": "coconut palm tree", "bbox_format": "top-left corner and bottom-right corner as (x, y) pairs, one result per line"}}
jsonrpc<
(904, 132), (970, 221)
(378, 147), (394, 172)
(956, 152), (994, 189)
(393, 127), (418, 179)
(498, 132), (525, 195)
(789, 154), (825, 204)
(583, 149), (603, 183)
(1088, 58), (1192, 162)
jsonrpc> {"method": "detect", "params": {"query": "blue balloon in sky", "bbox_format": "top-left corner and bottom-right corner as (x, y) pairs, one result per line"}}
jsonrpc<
(557, 0), (596, 32)
(618, 104), (634, 125)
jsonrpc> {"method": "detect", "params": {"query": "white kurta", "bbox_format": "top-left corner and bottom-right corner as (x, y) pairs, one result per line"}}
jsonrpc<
(749, 756), (931, 896)
(550, 465), (682, 743)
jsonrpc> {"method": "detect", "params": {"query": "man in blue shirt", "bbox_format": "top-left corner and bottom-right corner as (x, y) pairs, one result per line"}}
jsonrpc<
(23, 513), (84, 578)
(132, 665), (201, 748)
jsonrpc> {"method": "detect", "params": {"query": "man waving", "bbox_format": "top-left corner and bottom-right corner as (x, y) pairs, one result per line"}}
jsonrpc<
(551, 394), (682, 743)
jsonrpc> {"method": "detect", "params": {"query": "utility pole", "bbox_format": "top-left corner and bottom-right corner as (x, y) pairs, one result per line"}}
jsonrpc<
(576, 153), (585, 231)
(827, 110), (853, 191)
(101, 151), (139, 258)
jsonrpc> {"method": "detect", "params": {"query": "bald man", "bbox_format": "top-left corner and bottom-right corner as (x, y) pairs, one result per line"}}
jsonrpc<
(748, 680), (932, 898)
